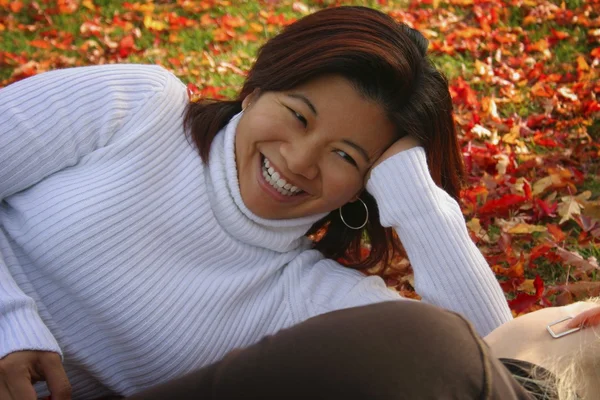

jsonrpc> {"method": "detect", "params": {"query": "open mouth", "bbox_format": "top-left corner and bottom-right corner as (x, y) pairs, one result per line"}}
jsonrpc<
(261, 156), (305, 197)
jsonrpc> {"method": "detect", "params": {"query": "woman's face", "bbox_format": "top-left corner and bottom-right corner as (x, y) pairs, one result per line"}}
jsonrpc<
(235, 75), (396, 220)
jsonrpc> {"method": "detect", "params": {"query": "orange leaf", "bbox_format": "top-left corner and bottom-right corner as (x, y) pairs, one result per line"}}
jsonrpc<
(530, 81), (554, 98)
(9, 1), (23, 13)
(591, 47), (600, 59)
(576, 55), (590, 72)
(526, 39), (549, 53)
(30, 39), (51, 49)
(546, 224), (567, 243)
(200, 14), (214, 27)
(492, 253), (525, 280)
(58, 0), (78, 14)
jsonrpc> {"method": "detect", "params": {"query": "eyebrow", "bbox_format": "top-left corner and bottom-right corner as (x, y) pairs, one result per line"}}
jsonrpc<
(342, 139), (370, 163)
(285, 93), (370, 163)
(286, 93), (318, 116)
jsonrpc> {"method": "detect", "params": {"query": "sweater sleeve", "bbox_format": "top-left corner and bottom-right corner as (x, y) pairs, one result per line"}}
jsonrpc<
(0, 64), (177, 359)
(366, 147), (512, 336)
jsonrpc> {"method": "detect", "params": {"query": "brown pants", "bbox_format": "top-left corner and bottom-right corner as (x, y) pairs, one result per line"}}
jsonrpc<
(126, 301), (532, 400)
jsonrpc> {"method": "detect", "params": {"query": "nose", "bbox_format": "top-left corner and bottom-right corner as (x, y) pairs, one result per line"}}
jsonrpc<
(280, 141), (319, 181)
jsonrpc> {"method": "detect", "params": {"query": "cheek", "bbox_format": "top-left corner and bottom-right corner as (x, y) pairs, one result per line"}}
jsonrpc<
(239, 112), (290, 148)
(321, 166), (363, 205)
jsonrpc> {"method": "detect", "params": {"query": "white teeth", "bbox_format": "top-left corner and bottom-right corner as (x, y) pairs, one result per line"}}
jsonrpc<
(261, 156), (303, 196)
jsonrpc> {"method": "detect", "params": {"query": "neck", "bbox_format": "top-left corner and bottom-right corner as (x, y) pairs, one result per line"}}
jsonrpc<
(204, 111), (327, 253)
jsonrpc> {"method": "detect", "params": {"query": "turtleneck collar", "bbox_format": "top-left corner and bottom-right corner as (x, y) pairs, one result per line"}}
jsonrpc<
(204, 112), (327, 253)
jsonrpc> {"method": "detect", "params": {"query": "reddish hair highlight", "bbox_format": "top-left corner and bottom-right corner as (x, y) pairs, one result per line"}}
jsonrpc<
(183, 6), (464, 271)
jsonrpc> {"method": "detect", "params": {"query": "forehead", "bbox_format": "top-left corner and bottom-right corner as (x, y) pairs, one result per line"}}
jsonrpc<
(283, 75), (396, 155)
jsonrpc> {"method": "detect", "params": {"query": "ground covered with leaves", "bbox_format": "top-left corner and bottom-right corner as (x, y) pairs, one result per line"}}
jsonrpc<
(1, 0), (599, 315)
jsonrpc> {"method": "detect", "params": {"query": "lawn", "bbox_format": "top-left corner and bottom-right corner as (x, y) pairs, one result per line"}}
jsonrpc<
(1, 0), (599, 315)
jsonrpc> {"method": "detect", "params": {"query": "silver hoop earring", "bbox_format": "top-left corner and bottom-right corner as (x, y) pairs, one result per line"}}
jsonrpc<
(339, 198), (369, 230)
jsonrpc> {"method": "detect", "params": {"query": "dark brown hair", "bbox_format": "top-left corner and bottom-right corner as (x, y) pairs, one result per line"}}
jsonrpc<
(183, 6), (464, 271)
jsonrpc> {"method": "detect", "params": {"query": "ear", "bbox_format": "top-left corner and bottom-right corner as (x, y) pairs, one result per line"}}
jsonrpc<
(242, 88), (261, 110)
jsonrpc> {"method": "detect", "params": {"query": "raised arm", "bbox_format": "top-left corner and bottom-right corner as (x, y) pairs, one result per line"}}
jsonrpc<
(366, 145), (512, 336)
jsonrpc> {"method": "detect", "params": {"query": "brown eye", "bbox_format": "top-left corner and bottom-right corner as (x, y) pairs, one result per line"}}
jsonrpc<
(286, 106), (307, 127)
(334, 150), (357, 167)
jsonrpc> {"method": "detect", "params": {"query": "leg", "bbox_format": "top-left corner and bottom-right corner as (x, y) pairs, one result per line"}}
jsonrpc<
(127, 301), (531, 400)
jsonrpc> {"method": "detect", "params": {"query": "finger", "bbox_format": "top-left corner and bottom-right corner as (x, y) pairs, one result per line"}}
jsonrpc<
(566, 306), (600, 329)
(7, 376), (38, 400)
(39, 355), (71, 400)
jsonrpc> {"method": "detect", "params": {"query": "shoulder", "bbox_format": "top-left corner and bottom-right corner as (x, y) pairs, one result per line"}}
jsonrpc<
(1, 64), (186, 103)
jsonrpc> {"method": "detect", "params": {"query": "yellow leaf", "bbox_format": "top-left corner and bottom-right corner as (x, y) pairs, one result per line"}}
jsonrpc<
(558, 192), (591, 224)
(517, 279), (536, 293)
(494, 154), (509, 176)
(467, 218), (493, 243)
(532, 176), (554, 196)
(576, 191), (592, 201)
(507, 223), (547, 234)
(576, 55), (590, 71)
(502, 125), (521, 144)
(143, 15), (166, 31)
(532, 170), (572, 197)
(249, 22), (263, 33)
(138, 3), (155, 14)
(82, 0), (96, 11)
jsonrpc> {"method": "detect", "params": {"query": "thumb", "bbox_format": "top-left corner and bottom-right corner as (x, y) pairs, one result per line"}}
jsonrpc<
(38, 354), (71, 400)
(566, 306), (600, 329)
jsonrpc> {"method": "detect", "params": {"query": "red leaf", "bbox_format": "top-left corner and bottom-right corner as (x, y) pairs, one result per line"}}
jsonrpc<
(534, 198), (557, 218)
(478, 194), (527, 216)
(449, 77), (478, 108)
(529, 243), (554, 263)
(118, 35), (135, 58)
(508, 275), (545, 314)
(523, 181), (532, 200)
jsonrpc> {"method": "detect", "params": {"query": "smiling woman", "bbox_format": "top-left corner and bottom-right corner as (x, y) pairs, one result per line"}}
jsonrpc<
(1, 5), (515, 400)
(185, 6), (464, 270)
(235, 75), (395, 220)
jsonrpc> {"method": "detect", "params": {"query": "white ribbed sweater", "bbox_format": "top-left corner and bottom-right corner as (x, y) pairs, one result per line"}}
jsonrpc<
(0, 64), (511, 399)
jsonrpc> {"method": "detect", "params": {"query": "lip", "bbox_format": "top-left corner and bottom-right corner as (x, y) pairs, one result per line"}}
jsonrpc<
(256, 154), (309, 203)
